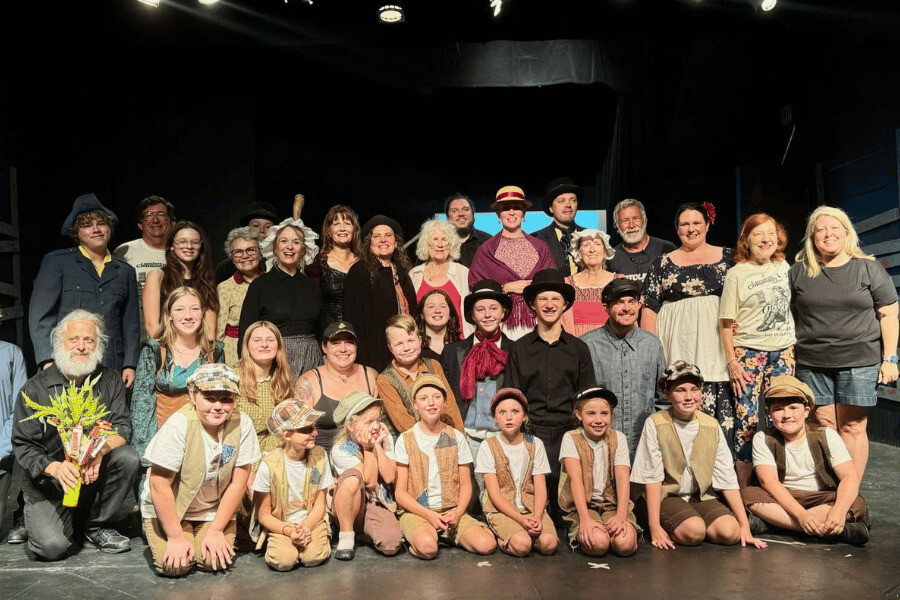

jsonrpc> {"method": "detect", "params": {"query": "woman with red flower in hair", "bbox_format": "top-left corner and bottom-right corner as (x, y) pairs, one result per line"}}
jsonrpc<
(641, 202), (736, 444)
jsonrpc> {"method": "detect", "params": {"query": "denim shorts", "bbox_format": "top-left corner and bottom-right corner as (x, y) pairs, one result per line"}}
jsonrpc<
(795, 363), (880, 407)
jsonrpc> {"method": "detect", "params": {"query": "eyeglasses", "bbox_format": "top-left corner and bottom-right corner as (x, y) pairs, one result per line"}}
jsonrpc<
(142, 211), (170, 221)
(173, 240), (203, 248)
(293, 425), (316, 434)
(231, 247), (259, 258)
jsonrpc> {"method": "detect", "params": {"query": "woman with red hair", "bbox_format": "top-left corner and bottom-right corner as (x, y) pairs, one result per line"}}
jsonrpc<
(718, 213), (795, 486)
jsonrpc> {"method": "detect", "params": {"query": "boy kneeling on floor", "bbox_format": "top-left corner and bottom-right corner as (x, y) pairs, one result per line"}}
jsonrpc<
(142, 364), (261, 576)
(251, 400), (333, 570)
(741, 375), (870, 546)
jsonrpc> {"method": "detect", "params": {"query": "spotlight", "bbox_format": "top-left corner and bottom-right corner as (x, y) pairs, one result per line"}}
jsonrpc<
(137, 0), (159, 6)
(199, 0), (219, 5)
(490, 0), (503, 17)
(378, 5), (405, 23)
(760, 0), (777, 10)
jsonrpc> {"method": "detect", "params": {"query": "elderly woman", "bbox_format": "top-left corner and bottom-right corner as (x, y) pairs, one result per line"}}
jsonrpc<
(305, 205), (362, 328)
(343, 215), (418, 371)
(409, 218), (470, 336)
(238, 222), (323, 378)
(642, 202), (735, 441)
(416, 288), (463, 360)
(789, 206), (898, 479)
(718, 213), (795, 486)
(237, 320), (296, 455)
(131, 286), (225, 458)
(561, 228), (619, 336)
(217, 227), (264, 368)
(293, 320), (379, 453)
(468, 186), (555, 340)
(143, 221), (219, 340)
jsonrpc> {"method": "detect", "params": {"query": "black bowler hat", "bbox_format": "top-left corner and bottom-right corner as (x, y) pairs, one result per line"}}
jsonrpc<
(542, 177), (583, 216)
(601, 278), (642, 306)
(522, 269), (575, 311)
(361, 215), (404, 240)
(241, 202), (278, 226)
(463, 279), (513, 325)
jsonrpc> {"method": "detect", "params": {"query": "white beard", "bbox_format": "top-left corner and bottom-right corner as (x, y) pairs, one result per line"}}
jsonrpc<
(621, 226), (647, 246)
(53, 347), (101, 379)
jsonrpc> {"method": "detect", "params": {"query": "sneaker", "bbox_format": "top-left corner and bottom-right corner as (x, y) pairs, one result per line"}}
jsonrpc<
(84, 528), (132, 553)
(334, 547), (355, 561)
(7, 519), (27, 544)
(837, 522), (869, 547)
(747, 514), (769, 536)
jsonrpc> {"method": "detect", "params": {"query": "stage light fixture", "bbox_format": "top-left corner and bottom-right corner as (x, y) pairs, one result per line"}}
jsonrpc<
(490, 0), (504, 17)
(199, 0), (219, 5)
(761, 0), (777, 10)
(378, 5), (405, 23)
(137, 0), (160, 6)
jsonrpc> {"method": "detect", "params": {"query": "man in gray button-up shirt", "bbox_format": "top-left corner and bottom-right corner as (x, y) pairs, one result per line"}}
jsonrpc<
(581, 279), (667, 458)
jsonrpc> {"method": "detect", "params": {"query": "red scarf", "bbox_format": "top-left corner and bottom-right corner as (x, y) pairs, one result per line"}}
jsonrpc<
(459, 330), (507, 401)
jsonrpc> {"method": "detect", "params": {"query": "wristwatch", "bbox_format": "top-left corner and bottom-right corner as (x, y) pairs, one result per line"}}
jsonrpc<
(883, 355), (898, 364)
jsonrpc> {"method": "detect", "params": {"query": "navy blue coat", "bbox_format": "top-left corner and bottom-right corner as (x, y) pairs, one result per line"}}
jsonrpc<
(28, 248), (140, 372)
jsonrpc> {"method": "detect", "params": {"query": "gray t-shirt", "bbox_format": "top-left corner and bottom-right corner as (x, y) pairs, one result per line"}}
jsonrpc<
(607, 236), (677, 284)
(789, 258), (898, 368)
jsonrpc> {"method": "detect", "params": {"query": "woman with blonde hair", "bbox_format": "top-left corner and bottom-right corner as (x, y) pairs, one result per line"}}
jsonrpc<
(131, 286), (225, 457)
(237, 320), (296, 454)
(409, 219), (470, 336)
(789, 206), (898, 478)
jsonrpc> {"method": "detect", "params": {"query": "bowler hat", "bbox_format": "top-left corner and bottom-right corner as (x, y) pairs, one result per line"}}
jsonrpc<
(543, 177), (583, 215)
(361, 215), (404, 241)
(522, 269), (575, 310)
(240, 202), (278, 226)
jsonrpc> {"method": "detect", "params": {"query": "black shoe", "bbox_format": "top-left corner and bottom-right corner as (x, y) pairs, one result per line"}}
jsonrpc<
(837, 522), (869, 547)
(334, 547), (355, 561)
(747, 514), (769, 536)
(84, 528), (132, 553)
(7, 519), (27, 544)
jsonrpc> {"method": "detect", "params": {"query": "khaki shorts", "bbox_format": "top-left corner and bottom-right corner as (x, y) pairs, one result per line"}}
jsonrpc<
(399, 508), (487, 547)
(144, 518), (237, 577)
(562, 497), (639, 544)
(486, 510), (556, 551)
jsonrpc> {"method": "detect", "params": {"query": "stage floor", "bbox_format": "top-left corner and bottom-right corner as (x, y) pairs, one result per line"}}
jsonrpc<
(2, 442), (898, 600)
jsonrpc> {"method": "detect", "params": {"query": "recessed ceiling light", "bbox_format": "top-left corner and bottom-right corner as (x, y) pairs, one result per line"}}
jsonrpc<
(378, 5), (405, 24)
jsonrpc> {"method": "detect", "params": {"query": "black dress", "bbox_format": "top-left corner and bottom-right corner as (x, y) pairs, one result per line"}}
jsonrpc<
(319, 264), (348, 329)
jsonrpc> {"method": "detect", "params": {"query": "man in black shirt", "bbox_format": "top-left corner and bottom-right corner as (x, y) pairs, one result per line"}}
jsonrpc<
(507, 269), (596, 518)
(445, 193), (491, 269)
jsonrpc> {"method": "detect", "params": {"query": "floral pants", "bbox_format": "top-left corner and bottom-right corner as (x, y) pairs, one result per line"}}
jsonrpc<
(701, 381), (734, 453)
(731, 346), (795, 461)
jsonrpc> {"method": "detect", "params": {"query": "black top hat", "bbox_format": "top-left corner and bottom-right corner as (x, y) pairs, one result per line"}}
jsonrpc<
(361, 215), (404, 241)
(522, 269), (576, 310)
(601, 278), (642, 305)
(574, 386), (619, 410)
(542, 177), (583, 215)
(463, 279), (513, 325)
(240, 202), (278, 226)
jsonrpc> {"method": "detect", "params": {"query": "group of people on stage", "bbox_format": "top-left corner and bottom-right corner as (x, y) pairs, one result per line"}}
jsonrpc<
(1, 175), (893, 574)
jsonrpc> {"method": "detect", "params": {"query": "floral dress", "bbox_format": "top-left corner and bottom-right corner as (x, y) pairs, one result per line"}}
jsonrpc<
(644, 248), (735, 442)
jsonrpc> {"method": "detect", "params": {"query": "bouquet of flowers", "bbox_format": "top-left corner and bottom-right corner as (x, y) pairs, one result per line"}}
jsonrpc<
(19, 373), (118, 507)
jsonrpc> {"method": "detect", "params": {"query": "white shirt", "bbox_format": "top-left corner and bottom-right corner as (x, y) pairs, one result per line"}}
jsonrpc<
(559, 430), (630, 502)
(330, 435), (396, 477)
(631, 414), (738, 499)
(751, 428), (851, 492)
(475, 434), (551, 510)
(394, 424), (473, 510)
(141, 411), (260, 521)
(252, 452), (334, 523)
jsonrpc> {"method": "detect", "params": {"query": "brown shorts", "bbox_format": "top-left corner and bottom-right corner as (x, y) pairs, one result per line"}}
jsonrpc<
(399, 508), (488, 547)
(334, 468), (403, 555)
(659, 496), (734, 533)
(485, 510), (557, 551)
(741, 486), (870, 527)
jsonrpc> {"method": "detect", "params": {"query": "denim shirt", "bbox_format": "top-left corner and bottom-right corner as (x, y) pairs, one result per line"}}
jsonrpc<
(0, 342), (27, 473)
(464, 377), (500, 435)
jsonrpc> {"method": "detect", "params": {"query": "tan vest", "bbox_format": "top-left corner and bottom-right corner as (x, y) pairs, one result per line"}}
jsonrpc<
(763, 424), (837, 490)
(172, 403), (243, 521)
(481, 435), (536, 514)
(651, 408), (720, 501)
(402, 424), (460, 511)
(558, 428), (618, 514)
(249, 445), (328, 548)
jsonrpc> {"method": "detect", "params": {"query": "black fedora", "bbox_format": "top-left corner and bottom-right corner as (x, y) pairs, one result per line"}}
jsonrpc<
(542, 177), (583, 215)
(522, 269), (575, 310)
(240, 202), (278, 226)
(463, 279), (513, 325)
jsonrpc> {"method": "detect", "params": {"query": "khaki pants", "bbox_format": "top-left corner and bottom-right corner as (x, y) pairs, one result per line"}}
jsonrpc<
(264, 520), (331, 571)
(144, 518), (237, 577)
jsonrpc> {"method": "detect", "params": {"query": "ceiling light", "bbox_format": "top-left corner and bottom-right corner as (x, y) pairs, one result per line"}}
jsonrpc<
(137, 0), (159, 6)
(490, 0), (503, 17)
(378, 5), (405, 24)
(761, 0), (777, 10)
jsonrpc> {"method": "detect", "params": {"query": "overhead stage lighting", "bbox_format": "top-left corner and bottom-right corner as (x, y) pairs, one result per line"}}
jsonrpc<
(490, 0), (504, 17)
(378, 5), (405, 24)
(761, 0), (777, 10)
(137, 0), (160, 6)
(199, 0), (220, 5)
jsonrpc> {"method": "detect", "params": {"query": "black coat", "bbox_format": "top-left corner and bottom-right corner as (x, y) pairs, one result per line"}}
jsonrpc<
(440, 332), (513, 422)
(530, 223), (586, 275)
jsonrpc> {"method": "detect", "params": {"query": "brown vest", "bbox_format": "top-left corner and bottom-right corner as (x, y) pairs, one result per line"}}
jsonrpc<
(381, 358), (440, 422)
(172, 404), (243, 521)
(402, 424), (460, 511)
(558, 428), (618, 514)
(651, 408), (720, 501)
(481, 435), (537, 514)
(763, 424), (837, 490)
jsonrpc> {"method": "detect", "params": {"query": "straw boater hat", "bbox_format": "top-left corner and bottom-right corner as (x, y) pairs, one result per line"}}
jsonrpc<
(522, 269), (576, 310)
(463, 279), (513, 325)
(491, 185), (532, 212)
(763, 375), (816, 409)
(542, 177), (584, 215)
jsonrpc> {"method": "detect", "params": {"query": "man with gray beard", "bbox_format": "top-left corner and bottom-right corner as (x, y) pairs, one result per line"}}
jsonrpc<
(606, 198), (676, 285)
(12, 310), (139, 559)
